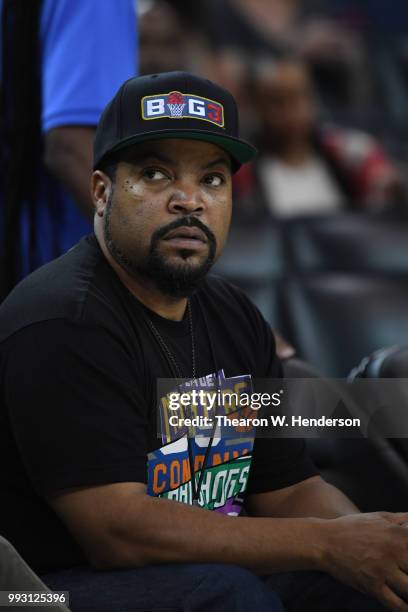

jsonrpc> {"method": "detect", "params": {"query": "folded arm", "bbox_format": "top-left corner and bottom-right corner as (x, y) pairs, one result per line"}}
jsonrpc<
(48, 479), (408, 611)
(247, 474), (359, 519)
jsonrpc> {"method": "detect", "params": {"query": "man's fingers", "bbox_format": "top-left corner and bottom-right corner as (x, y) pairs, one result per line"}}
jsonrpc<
(377, 584), (408, 612)
(388, 571), (408, 603)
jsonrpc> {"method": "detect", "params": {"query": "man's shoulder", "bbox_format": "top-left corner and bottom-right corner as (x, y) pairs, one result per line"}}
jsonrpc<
(0, 235), (102, 343)
(199, 274), (277, 376)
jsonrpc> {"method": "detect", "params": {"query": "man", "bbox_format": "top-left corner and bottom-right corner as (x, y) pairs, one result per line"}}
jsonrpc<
(0, 71), (407, 612)
(139, 0), (185, 75)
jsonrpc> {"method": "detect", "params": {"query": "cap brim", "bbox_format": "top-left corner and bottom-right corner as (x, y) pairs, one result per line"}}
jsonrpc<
(100, 129), (257, 171)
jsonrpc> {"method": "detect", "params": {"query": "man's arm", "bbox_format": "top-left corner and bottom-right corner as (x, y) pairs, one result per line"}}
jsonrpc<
(7, 321), (408, 611)
(44, 127), (95, 220)
(47, 482), (323, 573)
(40, 0), (136, 219)
(247, 474), (359, 519)
(48, 481), (408, 611)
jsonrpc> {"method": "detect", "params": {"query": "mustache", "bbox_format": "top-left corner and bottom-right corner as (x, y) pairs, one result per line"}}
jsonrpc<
(152, 216), (216, 247)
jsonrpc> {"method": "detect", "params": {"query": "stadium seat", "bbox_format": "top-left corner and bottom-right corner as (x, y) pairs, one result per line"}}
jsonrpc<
(350, 346), (408, 473)
(349, 345), (404, 379)
(282, 356), (408, 511)
(284, 214), (408, 274)
(280, 275), (408, 376)
(351, 345), (408, 379)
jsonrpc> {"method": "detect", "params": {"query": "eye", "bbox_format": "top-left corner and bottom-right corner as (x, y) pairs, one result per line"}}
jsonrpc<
(142, 168), (169, 181)
(202, 173), (225, 187)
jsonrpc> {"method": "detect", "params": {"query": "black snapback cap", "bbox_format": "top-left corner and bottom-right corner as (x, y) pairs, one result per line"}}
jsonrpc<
(93, 71), (257, 172)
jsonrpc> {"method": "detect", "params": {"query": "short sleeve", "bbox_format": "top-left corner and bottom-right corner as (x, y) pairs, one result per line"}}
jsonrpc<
(248, 338), (318, 494)
(5, 320), (148, 495)
(244, 298), (319, 494)
(40, 0), (137, 132)
(247, 438), (319, 495)
(220, 279), (280, 378)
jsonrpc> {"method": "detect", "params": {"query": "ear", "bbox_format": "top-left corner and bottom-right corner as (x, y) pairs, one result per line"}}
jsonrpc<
(91, 171), (112, 217)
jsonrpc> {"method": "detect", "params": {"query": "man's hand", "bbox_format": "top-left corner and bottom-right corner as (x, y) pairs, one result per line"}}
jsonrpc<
(322, 512), (408, 611)
(48, 480), (408, 611)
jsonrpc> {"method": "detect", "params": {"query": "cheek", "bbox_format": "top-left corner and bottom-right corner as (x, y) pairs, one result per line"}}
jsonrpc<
(120, 181), (151, 222)
(218, 204), (232, 239)
(108, 189), (156, 252)
(206, 191), (232, 252)
(118, 179), (162, 221)
(122, 178), (145, 200)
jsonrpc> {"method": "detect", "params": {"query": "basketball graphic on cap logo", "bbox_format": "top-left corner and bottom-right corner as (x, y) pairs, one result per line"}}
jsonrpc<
(167, 91), (186, 117)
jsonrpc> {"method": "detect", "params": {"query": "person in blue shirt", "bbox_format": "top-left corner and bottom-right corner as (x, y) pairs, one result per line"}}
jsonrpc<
(0, 0), (137, 298)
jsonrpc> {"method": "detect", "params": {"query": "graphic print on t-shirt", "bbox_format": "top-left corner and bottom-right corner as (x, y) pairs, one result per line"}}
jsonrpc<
(147, 369), (256, 516)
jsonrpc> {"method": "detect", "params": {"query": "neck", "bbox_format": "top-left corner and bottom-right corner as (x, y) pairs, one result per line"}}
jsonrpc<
(277, 142), (312, 166)
(95, 225), (187, 321)
(263, 136), (313, 167)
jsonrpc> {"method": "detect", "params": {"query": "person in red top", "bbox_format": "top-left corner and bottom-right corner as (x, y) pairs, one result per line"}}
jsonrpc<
(233, 53), (405, 222)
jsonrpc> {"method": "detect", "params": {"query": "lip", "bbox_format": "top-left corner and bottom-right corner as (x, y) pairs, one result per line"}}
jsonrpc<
(163, 237), (208, 251)
(163, 226), (208, 243)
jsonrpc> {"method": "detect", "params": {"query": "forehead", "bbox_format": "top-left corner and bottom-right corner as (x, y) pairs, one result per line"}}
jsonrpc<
(117, 138), (232, 169)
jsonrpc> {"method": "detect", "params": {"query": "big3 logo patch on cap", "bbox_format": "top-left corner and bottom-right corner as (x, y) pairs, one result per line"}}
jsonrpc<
(142, 91), (225, 128)
(94, 71), (257, 172)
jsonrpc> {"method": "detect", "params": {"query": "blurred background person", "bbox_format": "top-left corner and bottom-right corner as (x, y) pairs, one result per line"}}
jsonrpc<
(232, 52), (405, 223)
(138, 0), (184, 75)
(187, 0), (371, 115)
(0, 0), (137, 299)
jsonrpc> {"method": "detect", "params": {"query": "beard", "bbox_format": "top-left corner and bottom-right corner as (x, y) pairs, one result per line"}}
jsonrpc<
(104, 192), (217, 298)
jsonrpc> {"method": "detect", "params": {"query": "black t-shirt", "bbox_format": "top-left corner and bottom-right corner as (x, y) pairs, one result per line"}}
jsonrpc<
(0, 235), (317, 572)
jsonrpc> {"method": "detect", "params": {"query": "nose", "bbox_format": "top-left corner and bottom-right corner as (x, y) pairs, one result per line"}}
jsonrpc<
(167, 180), (204, 215)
